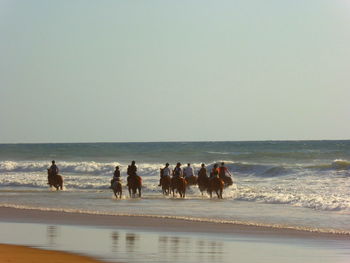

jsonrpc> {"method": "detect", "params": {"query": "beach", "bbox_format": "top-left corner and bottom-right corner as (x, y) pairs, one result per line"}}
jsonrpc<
(1, 207), (349, 263)
(0, 244), (104, 263)
(1, 141), (350, 262)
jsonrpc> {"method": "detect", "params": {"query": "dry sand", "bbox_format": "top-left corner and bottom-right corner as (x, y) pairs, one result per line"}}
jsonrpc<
(0, 244), (105, 263)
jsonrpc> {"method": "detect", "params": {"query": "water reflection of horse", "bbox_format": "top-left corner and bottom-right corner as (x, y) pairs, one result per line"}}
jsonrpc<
(171, 176), (187, 198)
(128, 175), (142, 198)
(159, 169), (171, 195)
(47, 169), (63, 190)
(112, 180), (122, 198)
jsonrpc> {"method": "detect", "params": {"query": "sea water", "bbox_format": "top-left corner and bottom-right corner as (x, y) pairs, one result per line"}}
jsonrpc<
(0, 141), (349, 234)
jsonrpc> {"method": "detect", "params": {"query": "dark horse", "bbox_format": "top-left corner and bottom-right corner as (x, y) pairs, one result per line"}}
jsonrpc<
(128, 175), (142, 198)
(184, 176), (198, 187)
(197, 175), (209, 195)
(160, 169), (171, 195)
(171, 176), (187, 198)
(112, 180), (122, 199)
(47, 169), (63, 190)
(207, 177), (224, 199)
(220, 175), (233, 188)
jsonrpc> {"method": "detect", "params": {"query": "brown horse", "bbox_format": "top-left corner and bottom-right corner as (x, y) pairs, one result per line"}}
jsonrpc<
(128, 175), (142, 198)
(185, 176), (198, 187)
(112, 180), (122, 198)
(160, 169), (171, 195)
(220, 175), (233, 188)
(207, 177), (224, 199)
(197, 176), (209, 195)
(171, 176), (187, 198)
(47, 169), (63, 190)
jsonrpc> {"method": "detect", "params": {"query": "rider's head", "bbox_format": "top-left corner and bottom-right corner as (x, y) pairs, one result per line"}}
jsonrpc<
(177, 162), (181, 167)
(52, 160), (55, 164)
(131, 160), (135, 165)
(221, 162), (225, 166)
(187, 163), (190, 166)
(214, 163), (218, 168)
(116, 166), (119, 169)
(201, 163), (205, 167)
(165, 163), (169, 167)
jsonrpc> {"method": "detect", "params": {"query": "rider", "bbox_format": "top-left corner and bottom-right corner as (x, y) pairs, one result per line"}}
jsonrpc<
(198, 163), (208, 187)
(209, 163), (219, 180)
(127, 160), (137, 186)
(197, 163), (207, 179)
(183, 163), (194, 179)
(110, 166), (121, 188)
(48, 160), (59, 184)
(218, 162), (232, 179)
(159, 163), (170, 186)
(173, 162), (183, 178)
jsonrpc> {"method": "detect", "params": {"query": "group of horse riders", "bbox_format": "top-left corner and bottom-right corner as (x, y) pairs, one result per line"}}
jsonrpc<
(108, 161), (232, 187)
(47, 160), (233, 198)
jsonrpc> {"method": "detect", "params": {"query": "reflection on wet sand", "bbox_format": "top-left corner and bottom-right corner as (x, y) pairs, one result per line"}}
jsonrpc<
(1, 222), (343, 263)
(193, 238), (224, 262)
(158, 234), (223, 263)
(125, 233), (139, 253)
(111, 231), (119, 252)
(46, 225), (59, 247)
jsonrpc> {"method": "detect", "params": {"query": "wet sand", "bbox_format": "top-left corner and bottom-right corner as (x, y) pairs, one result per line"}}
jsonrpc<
(0, 207), (348, 239)
(1, 207), (349, 263)
(0, 244), (105, 263)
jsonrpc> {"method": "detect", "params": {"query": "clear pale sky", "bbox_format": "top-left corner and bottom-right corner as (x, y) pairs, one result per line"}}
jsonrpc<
(0, 0), (349, 143)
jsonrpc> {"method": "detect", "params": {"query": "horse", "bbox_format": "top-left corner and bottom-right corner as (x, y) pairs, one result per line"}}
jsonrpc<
(220, 175), (233, 188)
(207, 177), (224, 199)
(127, 175), (142, 198)
(197, 176), (209, 195)
(160, 169), (171, 195)
(47, 169), (63, 190)
(171, 176), (187, 198)
(112, 180), (122, 199)
(184, 175), (198, 187)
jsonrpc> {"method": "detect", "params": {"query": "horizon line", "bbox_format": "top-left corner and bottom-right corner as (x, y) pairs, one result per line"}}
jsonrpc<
(0, 138), (349, 145)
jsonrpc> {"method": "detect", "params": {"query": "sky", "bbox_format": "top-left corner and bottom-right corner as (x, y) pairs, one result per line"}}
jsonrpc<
(0, 0), (349, 143)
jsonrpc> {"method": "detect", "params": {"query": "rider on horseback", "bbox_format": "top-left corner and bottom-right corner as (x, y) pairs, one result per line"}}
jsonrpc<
(218, 162), (232, 179)
(48, 160), (59, 184)
(110, 166), (121, 188)
(197, 163), (208, 182)
(159, 163), (170, 186)
(183, 163), (194, 179)
(173, 162), (183, 178)
(127, 161), (137, 186)
(209, 163), (219, 180)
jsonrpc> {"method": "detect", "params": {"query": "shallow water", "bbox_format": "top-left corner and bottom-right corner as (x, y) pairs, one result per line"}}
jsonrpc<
(0, 222), (349, 263)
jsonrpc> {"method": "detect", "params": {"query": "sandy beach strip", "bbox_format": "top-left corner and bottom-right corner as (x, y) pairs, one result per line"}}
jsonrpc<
(0, 244), (106, 263)
(0, 207), (348, 240)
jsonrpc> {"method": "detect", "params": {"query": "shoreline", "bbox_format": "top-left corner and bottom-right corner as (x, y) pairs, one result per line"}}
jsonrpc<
(0, 207), (348, 240)
(0, 244), (106, 263)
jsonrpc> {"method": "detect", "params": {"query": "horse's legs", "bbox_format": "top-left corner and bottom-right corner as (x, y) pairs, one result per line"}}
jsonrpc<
(138, 187), (141, 198)
(128, 187), (132, 198)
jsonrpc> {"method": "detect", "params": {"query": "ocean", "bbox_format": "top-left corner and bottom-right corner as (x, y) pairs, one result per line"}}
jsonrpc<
(0, 141), (349, 234)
